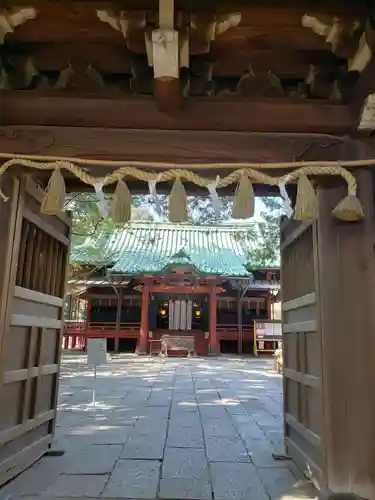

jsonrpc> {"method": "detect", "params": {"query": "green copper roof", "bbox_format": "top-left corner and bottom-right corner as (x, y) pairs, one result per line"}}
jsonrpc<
(72, 222), (255, 277)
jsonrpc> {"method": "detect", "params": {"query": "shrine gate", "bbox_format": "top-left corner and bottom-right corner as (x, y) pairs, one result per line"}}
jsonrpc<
(1, 0), (375, 498)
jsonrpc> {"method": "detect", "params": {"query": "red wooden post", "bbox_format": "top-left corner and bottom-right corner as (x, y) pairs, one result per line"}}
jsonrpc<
(209, 285), (219, 354)
(139, 284), (149, 354)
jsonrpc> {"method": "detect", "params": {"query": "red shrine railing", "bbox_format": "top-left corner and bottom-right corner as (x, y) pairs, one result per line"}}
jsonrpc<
(216, 324), (253, 340)
(63, 320), (141, 349)
(62, 321), (255, 350)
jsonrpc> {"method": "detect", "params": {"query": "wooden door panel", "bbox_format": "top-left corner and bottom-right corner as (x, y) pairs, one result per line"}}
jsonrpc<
(0, 177), (71, 486)
(281, 219), (325, 489)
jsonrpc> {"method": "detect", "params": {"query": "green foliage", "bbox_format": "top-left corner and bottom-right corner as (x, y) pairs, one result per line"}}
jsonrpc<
(252, 197), (281, 267)
(67, 194), (281, 268)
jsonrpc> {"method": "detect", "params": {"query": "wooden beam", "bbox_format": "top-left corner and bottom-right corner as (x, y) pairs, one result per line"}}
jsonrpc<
(2, 92), (354, 134)
(3, 42), (338, 79)
(1, 0), (368, 12)
(0, 125), (354, 163)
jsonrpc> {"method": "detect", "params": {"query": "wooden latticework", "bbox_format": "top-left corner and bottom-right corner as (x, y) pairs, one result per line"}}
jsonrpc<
(281, 219), (324, 487)
(0, 175), (71, 486)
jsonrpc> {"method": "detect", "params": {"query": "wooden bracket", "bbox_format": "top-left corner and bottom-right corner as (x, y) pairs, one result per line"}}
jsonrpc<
(357, 94), (375, 133)
(54, 59), (105, 92)
(348, 33), (372, 72)
(302, 13), (371, 73)
(152, 0), (181, 113)
(96, 9), (146, 52)
(0, 7), (37, 45)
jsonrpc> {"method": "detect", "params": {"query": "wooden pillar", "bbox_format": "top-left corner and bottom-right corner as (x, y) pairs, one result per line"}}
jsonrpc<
(267, 297), (272, 319)
(209, 285), (219, 354)
(67, 294), (73, 319)
(86, 297), (92, 323)
(237, 288), (243, 354)
(139, 284), (150, 354)
(316, 168), (375, 498)
(114, 288), (123, 354)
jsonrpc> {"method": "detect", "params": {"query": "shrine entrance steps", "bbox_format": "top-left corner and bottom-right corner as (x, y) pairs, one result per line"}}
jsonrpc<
(0, 354), (317, 500)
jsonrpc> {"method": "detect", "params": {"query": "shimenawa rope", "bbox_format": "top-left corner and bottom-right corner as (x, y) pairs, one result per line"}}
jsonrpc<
(0, 156), (365, 222)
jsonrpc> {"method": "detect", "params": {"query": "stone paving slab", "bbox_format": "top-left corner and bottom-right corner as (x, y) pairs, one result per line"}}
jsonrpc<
(42, 474), (109, 498)
(120, 434), (166, 459)
(87, 425), (133, 445)
(199, 406), (229, 419)
(62, 445), (122, 475)
(159, 478), (212, 500)
(168, 412), (201, 427)
(133, 417), (169, 435)
(202, 418), (239, 437)
(205, 435), (250, 462)
(162, 448), (210, 480)
(102, 459), (160, 499)
(210, 462), (269, 500)
(166, 425), (204, 448)
(0, 354), (318, 500)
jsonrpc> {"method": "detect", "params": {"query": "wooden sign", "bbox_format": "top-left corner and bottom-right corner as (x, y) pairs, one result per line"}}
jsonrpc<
(87, 338), (108, 366)
(256, 322), (282, 339)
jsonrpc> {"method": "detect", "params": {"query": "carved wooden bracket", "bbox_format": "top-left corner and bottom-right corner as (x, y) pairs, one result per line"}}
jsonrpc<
(0, 7), (38, 45)
(216, 65), (284, 99)
(54, 59), (105, 91)
(0, 67), (9, 89)
(96, 9), (146, 52)
(305, 64), (342, 101)
(302, 13), (370, 73)
(1, 55), (50, 90)
(357, 94), (375, 132)
(96, 4), (241, 109)
(190, 12), (241, 53)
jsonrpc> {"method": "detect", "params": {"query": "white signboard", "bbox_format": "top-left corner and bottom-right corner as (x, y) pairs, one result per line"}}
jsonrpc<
(87, 338), (108, 366)
(256, 322), (282, 339)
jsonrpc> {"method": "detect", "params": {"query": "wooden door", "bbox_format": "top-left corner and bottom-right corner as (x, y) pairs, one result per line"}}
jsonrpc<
(281, 219), (324, 489)
(0, 175), (71, 486)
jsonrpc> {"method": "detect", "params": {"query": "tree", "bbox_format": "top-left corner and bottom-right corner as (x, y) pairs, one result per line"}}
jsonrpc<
(251, 197), (281, 267)
(67, 193), (281, 268)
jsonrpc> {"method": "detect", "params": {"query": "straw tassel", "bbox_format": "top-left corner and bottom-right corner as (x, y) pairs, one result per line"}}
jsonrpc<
(232, 174), (254, 219)
(41, 168), (66, 215)
(293, 174), (318, 221)
(111, 179), (132, 223)
(169, 178), (188, 223)
(332, 195), (364, 222)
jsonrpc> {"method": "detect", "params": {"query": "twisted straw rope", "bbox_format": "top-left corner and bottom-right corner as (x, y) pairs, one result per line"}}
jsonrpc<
(0, 152), (375, 170)
(0, 157), (358, 199)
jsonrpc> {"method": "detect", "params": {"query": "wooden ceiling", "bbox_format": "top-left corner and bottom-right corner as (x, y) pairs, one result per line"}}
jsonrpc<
(2, 0), (375, 192)
(1, 0), (370, 99)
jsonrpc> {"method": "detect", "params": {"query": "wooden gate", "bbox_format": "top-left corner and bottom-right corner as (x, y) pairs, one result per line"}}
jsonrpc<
(0, 175), (71, 485)
(281, 219), (324, 488)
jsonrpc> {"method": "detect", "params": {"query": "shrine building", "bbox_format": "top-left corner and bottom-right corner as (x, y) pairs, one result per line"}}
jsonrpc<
(64, 222), (280, 356)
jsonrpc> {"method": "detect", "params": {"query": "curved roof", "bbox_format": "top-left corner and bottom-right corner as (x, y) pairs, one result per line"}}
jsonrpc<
(71, 222), (256, 277)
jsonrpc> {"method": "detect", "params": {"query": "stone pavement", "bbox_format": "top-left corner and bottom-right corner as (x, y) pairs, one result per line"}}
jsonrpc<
(0, 354), (317, 500)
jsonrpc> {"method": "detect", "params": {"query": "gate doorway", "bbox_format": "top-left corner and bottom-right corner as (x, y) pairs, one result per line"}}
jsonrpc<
(0, 176), (70, 485)
(1, 0), (375, 493)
